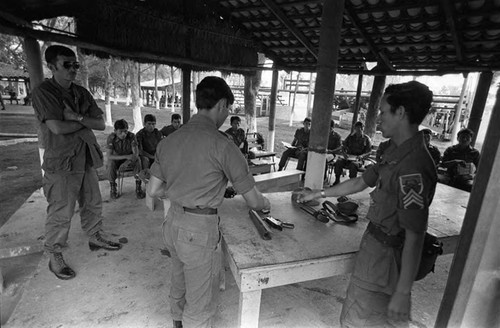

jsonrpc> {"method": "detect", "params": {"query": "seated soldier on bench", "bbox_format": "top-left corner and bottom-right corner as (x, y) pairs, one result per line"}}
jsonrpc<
(439, 128), (480, 192)
(332, 121), (372, 185)
(278, 117), (311, 171)
(107, 119), (145, 199)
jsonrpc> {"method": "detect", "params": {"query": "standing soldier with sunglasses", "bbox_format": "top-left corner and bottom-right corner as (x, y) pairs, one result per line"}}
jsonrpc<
(32, 45), (122, 281)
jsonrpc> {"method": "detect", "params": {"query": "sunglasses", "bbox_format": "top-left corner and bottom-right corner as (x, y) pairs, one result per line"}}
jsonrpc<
(62, 61), (81, 70)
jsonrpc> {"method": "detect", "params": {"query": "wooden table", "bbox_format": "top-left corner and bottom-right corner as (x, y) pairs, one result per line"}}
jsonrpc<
(218, 183), (468, 328)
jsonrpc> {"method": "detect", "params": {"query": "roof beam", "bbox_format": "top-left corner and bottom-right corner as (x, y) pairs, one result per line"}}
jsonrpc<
(344, 5), (394, 71)
(440, 0), (464, 62)
(0, 22), (268, 73)
(260, 0), (318, 60)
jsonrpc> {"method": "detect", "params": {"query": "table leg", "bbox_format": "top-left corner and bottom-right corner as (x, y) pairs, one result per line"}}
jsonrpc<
(238, 289), (262, 328)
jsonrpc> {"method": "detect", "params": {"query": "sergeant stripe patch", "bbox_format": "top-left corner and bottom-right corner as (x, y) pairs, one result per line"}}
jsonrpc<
(399, 173), (424, 209)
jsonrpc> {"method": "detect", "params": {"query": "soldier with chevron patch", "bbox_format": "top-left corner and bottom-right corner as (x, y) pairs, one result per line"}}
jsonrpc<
(296, 81), (437, 327)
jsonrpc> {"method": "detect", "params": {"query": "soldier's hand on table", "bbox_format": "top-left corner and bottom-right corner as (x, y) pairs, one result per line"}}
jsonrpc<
(388, 291), (411, 322)
(294, 189), (319, 203)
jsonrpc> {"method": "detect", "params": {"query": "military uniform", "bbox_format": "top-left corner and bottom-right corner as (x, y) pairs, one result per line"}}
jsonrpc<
(136, 127), (163, 168)
(32, 77), (105, 253)
(340, 132), (437, 327)
(427, 144), (441, 166)
(440, 144), (480, 192)
(278, 127), (310, 170)
(150, 114), (255, 328)
(106, 131), (141, 182)
(160, 124), (181, 138)
(335, 133), (372, 179)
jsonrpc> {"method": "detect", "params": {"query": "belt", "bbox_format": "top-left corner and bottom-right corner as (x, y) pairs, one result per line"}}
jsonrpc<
(366, 222), (404, 248)
(183, 207), (218, 215)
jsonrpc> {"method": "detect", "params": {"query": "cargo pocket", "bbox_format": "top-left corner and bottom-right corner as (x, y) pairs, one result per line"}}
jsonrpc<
(352, 234), (394, 289)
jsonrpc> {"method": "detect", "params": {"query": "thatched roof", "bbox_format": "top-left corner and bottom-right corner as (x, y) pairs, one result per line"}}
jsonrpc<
(1, 0), (499, 74)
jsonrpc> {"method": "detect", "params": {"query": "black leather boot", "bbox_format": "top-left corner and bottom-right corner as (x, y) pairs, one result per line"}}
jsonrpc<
(110, 182), (119, 199)
(173, 320), (183, 328)
(135, 180), (145, 199)
(49, 252), (76, 280)
(89, 232), (122, 251)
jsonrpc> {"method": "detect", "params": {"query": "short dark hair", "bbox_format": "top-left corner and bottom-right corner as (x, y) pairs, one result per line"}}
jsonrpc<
(330, 120), (335, 128)
(114, 119), (128, 130)
(304, 117), (311, 123)
(45, 45), (76, 65)
(422, 128), (432, 135)
(384, 81), (433, 125)
(171, 113), (181, 122)
(458, 128), (474, 138)
(196, 76), (234, 110)
(144, 114), (156, 123)
(230, 116), (241, 124)
(354, 121), (364, 128)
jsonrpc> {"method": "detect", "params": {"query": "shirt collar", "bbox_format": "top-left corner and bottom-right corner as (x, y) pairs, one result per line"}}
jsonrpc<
(189, 113), (217, 129)
(382, 131), (425, 164)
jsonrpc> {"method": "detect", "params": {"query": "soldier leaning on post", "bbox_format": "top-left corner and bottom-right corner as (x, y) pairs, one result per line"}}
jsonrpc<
(148, 76), (270, 328)
(296, 81), (437, 327)
(32, 45), (122, 281)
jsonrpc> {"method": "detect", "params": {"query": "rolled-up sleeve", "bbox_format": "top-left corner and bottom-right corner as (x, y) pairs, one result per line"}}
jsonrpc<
(221, 142), (255, 195)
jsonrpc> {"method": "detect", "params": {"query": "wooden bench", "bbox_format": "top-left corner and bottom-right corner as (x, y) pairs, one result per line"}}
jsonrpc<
(254, 169), (304, 193)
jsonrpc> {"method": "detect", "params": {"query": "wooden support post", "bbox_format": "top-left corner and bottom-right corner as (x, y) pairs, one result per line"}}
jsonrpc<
(23, 36), (45, 177)
(435, 86), (500, 328)
(351, 73), (364, 131)
(305, 0), (345, 190)
(268, 68), (278, 152)
(364, 75), (386, 138)
(467, 71), (493, 146)
(182, 67), (191, 124)
(450, 73), (469, 144)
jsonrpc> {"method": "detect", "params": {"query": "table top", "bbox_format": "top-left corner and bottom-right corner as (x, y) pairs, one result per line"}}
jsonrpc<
(219, 183), (468, 271)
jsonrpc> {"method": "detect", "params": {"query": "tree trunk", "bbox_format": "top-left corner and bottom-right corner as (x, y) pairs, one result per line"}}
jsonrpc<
(104, 58), (113, 126)
(154, 63), (160, 110)
(129, 61), (142, 133)
(170, 66), (176, 111)
(289, 72), (301, 126)
(77, 48), (89, 91)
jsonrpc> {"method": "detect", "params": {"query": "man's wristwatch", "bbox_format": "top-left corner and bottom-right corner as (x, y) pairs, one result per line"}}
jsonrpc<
(320, 189), (326, 198)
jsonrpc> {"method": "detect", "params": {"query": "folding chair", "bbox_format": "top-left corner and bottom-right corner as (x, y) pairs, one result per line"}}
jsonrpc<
(117, 165), (136, 196)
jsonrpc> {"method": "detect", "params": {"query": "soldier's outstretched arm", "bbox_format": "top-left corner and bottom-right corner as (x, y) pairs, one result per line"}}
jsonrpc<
(241, 186), (271, 211)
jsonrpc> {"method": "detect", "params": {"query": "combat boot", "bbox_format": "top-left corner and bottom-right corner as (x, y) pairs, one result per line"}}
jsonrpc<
(89, 232), (122, 251)
(173, 320), (183, 328)
(135, 180), (146, 199)
(48, 252), (76, 280)
(110, 182), (119, 199)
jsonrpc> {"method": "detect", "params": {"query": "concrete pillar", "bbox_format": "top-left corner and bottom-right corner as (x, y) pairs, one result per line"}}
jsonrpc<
(450, 73), (469, 144)
(23, 36), (45, 177)
(351, 73), (364, 131)
(467, 71), (493, 146)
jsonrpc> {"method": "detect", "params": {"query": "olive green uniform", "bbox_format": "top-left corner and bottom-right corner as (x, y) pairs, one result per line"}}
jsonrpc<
(340, 132), (437, 327)
(150, 114), (255, 328)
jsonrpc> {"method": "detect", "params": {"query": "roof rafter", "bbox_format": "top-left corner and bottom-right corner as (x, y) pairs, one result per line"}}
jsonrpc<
(344, 5), (394, 70)
(440, 0), (464, 62)
(260, 0), (318, 60)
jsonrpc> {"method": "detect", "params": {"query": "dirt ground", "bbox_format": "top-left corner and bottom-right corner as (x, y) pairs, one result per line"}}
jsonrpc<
(0, 102), (457, 327)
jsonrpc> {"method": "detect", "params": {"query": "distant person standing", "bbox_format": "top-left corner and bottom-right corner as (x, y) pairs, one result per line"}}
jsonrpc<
(32, 45), (122, 281)
(161, 113), (182, 138)
(0, 85), (5, 110)
(148, 76), (270, 328)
